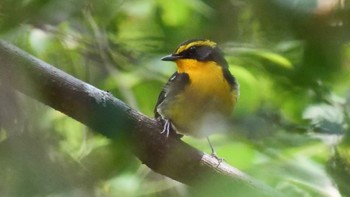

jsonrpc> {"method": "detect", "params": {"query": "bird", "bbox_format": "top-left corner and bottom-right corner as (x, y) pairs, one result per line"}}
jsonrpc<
(154, 39), (239, 156)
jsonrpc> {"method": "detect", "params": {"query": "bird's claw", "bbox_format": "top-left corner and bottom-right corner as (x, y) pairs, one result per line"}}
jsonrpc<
(210, 152), (224, 165)
(160, 119), (171, 138)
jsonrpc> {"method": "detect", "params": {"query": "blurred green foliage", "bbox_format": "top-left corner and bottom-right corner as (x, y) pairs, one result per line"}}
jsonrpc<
(0, 0), (350, 196)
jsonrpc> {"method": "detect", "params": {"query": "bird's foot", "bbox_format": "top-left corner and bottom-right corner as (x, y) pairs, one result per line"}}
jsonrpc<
(210, 151), (224, 165)
(159, 119), (183, 139)
(160, 119), (171, 138)
(207, 137), (224, 165)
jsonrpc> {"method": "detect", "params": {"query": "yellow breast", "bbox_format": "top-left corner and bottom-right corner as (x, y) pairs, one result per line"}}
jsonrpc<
(165, 59), (237, 137)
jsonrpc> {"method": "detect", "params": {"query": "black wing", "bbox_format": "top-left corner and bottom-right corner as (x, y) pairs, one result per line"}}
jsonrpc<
(154, 72), (190, 119)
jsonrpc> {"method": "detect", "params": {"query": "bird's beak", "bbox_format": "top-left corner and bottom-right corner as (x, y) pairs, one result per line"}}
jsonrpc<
(161, 54), (182, 61)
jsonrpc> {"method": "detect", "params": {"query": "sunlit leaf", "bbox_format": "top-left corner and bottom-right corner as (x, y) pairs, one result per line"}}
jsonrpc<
(234, 48), (293, 69)
(303, 103), (345, 134)
(229, 65), (261, 115)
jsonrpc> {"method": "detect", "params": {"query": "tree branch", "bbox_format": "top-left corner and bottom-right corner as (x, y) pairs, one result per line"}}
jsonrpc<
(0, 40), (282, 197)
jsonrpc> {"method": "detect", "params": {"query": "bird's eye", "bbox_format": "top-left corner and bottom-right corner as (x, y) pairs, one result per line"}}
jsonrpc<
(189, 46), (196, 51)
(187, 46), (196, 56)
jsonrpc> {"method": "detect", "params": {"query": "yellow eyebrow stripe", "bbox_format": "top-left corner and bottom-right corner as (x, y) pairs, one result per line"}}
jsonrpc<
(175, 40), (217, 54)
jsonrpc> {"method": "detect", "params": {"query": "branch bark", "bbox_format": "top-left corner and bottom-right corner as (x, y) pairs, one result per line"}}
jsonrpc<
(0, 40), (282, 197)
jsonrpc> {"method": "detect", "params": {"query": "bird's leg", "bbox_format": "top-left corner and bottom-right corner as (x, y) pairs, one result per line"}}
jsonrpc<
(207, 137), (223, 164)
(207, 136), (217, 155)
